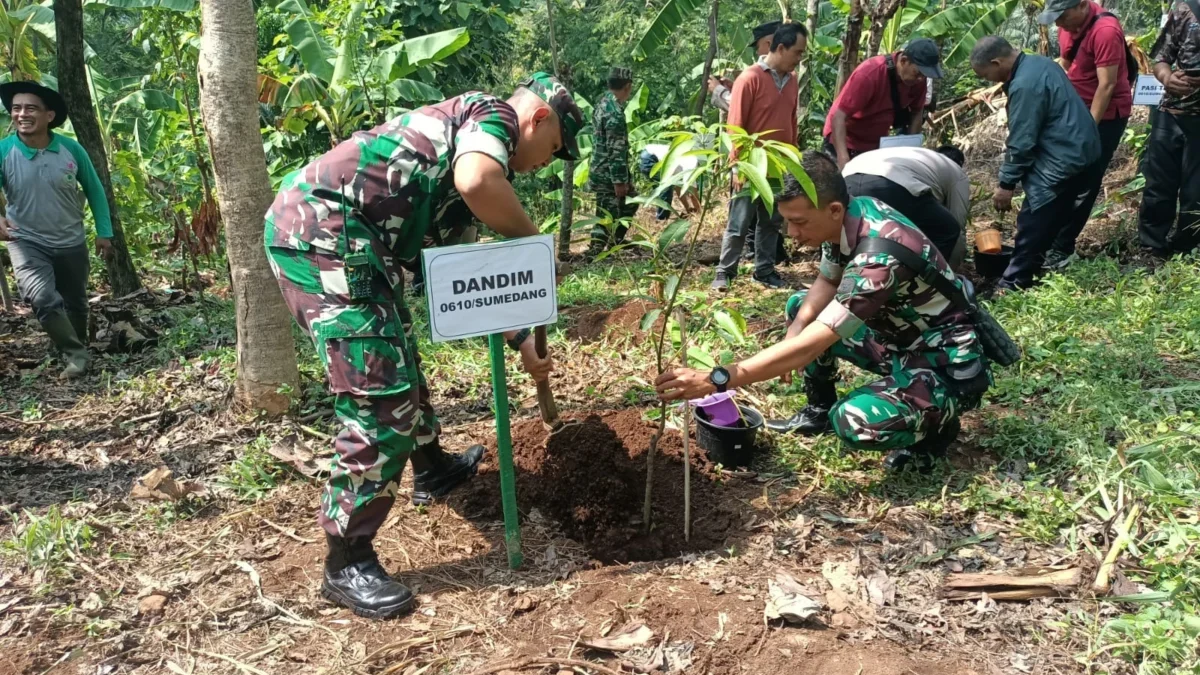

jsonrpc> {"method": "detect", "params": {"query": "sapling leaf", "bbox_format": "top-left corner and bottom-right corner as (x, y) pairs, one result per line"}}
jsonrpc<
(658, 219), (690, 250)
(736, 161), (773, 212)
(663, 274), (681, 300)
(687, 347), (716, 369)
(640, 309), (663, 331)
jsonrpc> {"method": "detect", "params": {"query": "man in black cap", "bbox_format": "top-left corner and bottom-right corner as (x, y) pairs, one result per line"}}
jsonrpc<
(824, 39), (944, 169)
(1, 81), (113, 378)
(707, 21), (781, 113)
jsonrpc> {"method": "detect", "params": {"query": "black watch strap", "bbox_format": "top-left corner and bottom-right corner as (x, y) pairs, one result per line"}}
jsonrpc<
(506, 328), (531, 352)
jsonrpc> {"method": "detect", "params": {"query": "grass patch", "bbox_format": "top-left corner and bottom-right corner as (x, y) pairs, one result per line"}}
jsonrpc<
(218, 435), (292, 502)
(3, 505), (96, 571)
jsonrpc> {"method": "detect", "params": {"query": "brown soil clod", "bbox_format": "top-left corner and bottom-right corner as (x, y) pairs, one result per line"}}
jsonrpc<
(453, 409), (755, 564)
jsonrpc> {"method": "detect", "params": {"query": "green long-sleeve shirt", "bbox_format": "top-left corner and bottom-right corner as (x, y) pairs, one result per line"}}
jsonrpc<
(0, 132), (113, 248)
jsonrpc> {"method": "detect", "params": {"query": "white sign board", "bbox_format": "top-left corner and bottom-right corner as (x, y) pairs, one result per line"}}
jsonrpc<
(879, 133), (925, 149)
(422, 235), (558, 343)
(1133, 74), (1165, 106)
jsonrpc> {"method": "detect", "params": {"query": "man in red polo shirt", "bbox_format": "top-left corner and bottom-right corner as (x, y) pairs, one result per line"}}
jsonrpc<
(1039, 0), (1133, 269)
(824, 39), (944, 169)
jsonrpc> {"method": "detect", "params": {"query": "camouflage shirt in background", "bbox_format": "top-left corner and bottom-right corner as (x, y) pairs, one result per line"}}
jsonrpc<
(817, 197), (983, 369)
(265, 92), (519, 268)
(589, 90), (630, 184)
(1154, 1), (1200, 115)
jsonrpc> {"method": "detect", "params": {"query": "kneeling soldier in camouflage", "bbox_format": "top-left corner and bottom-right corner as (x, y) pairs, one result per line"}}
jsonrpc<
(656, 153), (990, 473)
(264, 74), (582, 619)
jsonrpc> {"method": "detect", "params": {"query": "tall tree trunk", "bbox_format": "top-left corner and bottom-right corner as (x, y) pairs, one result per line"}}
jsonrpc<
(695, 0), (719, 116)
(54, 0), (142, 296)
(835, 0), (865, 95)
(866, 0), (906, 59)
(797, 0), (820, 136)
(198, 0), (298, 415)
(546, 0), (575, 262)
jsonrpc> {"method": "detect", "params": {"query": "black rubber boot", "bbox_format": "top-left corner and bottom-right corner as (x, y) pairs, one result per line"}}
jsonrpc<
(883, 418), (961, 474)
(409, 441), (485, 506)
(41, 311), (89, 379)
(322, 534), (414, 619)
(766, 370), (837, 435)
(68, 312), (89, 346)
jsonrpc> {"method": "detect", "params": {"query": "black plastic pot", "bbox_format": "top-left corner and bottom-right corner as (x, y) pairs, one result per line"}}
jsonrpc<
(974, 245), (1014, 279)
(693, 405), (763, 468)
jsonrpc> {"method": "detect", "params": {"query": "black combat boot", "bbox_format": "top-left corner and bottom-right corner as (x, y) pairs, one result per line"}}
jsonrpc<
(882, 418), (961, 474)
(766, 369), (837, 435)
(322, 534), (414, 619)
(409, 441), (485, 506)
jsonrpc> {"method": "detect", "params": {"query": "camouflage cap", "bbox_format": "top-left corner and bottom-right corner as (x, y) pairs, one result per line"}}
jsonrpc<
(520, 72), (584, 161)
(608, 66), (633, 82)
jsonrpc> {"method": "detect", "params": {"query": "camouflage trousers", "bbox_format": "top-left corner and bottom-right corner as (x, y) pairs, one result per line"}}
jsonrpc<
(266, 245), (438, 538)
(786, 291), (961, 451)
(590, 180), (639, 248)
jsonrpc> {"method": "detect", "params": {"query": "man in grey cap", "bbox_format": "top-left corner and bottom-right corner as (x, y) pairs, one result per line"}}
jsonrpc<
(824, 38), (943, 169)
(1037, 0), (1133, 269)
(707, 21), (781, 113)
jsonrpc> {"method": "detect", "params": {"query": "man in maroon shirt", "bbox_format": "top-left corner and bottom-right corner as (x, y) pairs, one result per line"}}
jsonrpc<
(1039, 0), (1133, 268)
(824, 39), (943, 169)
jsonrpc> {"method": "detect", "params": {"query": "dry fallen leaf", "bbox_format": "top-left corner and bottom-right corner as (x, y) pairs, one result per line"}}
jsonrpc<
(268, 435), (326, 478)
(765, 572), (823, 624)
(865, 570), (896, 607)
(130, 466), (205, 502)
(512, 594), (539, 614)
(822, 557), (861, 613)
(138, 593), (169, 617)
(581, 622), (654, 652)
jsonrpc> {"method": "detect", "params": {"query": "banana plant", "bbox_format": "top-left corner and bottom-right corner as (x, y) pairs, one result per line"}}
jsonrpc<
(270, 0), (470, 143)
(2, 0), (56, 80)
(917, 0), (1021, 66)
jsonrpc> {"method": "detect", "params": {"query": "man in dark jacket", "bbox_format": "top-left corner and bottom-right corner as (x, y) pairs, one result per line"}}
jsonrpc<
(971, 36), (1100, 290)
(1139, 0), (1200, 258)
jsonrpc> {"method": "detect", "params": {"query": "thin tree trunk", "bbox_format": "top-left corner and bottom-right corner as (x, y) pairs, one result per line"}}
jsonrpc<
(558, 163), (575, 260)
(835, 0), (865, 95)
(0, 254), (14, 313)
(866, 0), (906, 59)
(546, 0), (575, 262)
(695, 0), (719, 116)
(54, 0), (142, 296)
(198, 0), (298, 415)
(797, 0), (820, 139)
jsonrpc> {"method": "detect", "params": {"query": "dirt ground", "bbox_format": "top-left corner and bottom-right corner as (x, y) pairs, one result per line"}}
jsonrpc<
(0, 136), (1148, 674)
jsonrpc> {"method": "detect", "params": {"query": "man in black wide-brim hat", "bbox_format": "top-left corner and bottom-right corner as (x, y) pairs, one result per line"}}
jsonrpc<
(1, 80), (114, 378)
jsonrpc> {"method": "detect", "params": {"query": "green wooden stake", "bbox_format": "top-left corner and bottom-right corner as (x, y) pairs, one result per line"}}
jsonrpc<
(488, 333), (523, 570)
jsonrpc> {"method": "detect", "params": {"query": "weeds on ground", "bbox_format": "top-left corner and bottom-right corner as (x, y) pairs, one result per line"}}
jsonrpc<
(218, 435), (290, 502)
(3, 505), (95, 572)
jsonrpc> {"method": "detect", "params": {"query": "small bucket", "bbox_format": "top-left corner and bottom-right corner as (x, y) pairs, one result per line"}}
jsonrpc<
(693, 405), (763, 468)
(689, 391), (741, 427)
(975, 228), (1002, 254)
(974, 245), (1014, 278)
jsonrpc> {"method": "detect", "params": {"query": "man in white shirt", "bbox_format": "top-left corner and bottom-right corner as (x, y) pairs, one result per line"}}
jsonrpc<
(841, 145), (970, 269)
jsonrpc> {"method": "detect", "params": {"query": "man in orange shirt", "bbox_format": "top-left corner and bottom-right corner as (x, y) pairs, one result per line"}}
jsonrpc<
(712, 23), (807, 292)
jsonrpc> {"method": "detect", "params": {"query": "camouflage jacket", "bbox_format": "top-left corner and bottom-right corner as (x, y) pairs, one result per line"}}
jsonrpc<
(1154, 1), (1200, 115)
(265, 92), (519, 271)
(818, 197), (983, 369)
(590, 91), (629, 184)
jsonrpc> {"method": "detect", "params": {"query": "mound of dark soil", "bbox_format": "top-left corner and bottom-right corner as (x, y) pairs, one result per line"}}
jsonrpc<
(452, 409), (755, 564)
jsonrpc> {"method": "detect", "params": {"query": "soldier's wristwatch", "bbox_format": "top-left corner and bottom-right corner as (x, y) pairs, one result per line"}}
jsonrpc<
(708, 366), (731, 393)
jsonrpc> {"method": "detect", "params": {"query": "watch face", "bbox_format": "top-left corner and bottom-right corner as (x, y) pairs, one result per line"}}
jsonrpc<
(711, 367), (730, 386)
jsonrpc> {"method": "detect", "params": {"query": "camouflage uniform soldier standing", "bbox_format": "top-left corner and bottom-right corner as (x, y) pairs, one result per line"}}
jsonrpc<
(264, 74), (582, 620)
(587, 67), (637, 257)
(658, 154), (991, 472)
